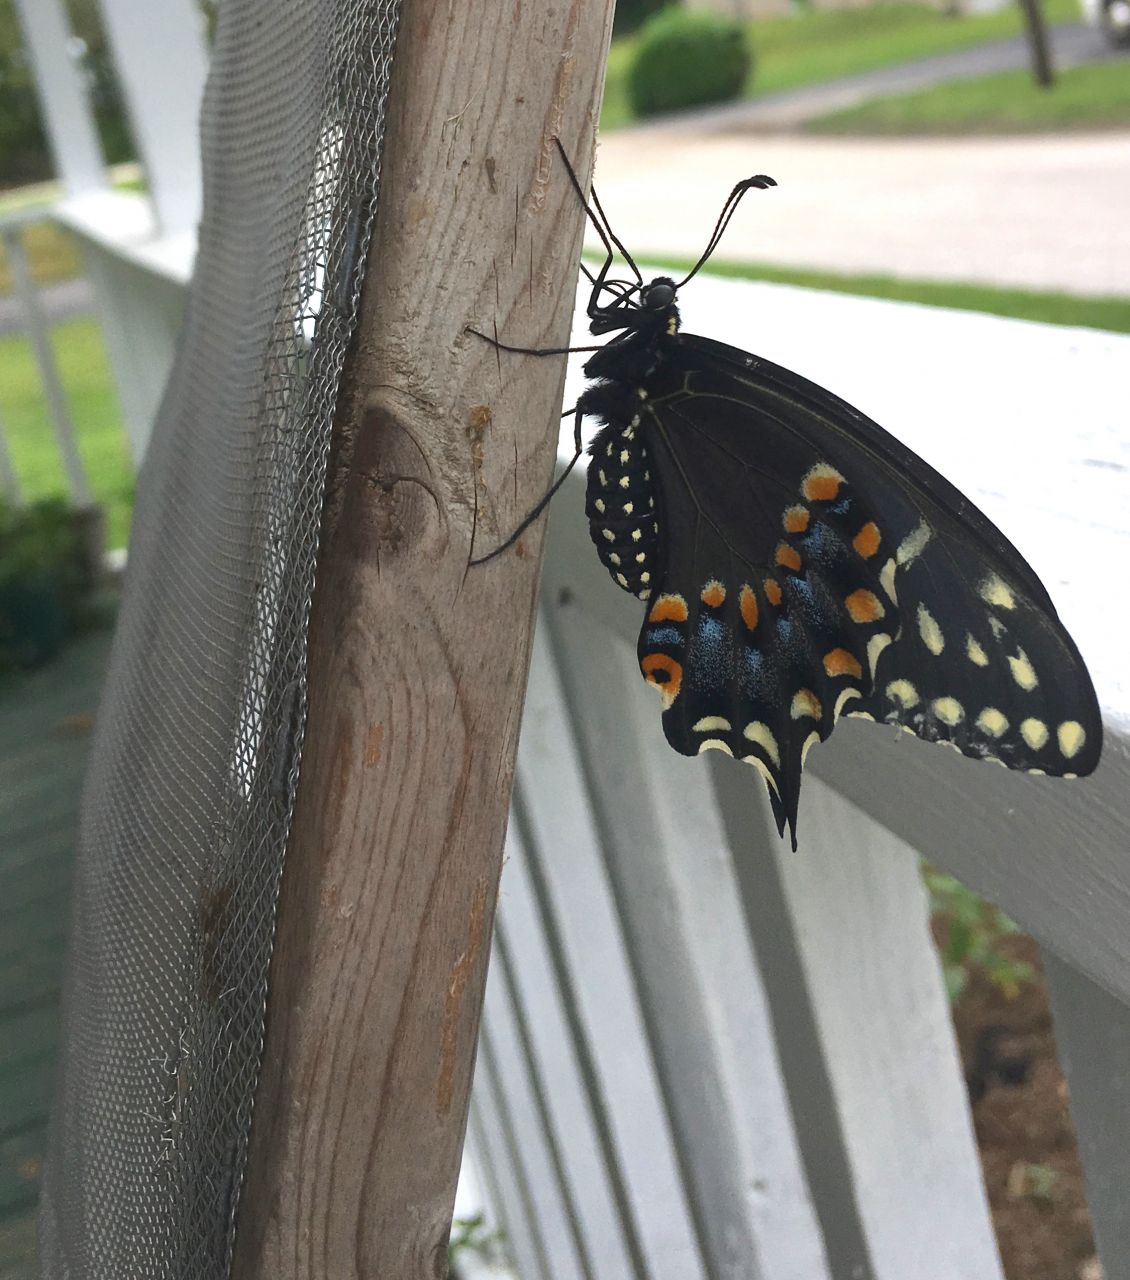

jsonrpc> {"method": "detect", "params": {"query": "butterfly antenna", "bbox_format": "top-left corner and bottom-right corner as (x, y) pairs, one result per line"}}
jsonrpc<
(677, 174), (777, 287)
(553, 137), (643, 286)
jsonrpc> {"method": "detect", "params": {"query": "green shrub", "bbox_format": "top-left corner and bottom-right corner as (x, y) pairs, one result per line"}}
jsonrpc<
(613, 0), (679, 38)
(628, 9), (752, 118)
(0, 497), (100, 670)
(924, 867), (1034, 1003)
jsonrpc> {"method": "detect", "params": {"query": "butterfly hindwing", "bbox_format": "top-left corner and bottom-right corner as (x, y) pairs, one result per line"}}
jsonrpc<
(631, 334), (1101, 845)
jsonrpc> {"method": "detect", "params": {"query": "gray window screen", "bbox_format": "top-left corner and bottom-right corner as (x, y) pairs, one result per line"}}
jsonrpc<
(38, 1), (404, 1275)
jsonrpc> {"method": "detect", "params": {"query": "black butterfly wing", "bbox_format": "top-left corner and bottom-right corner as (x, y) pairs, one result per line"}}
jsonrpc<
(635, 332), (1102, 847)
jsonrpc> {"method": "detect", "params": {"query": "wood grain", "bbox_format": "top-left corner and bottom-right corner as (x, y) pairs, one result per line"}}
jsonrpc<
(230, 1), (614, 1275)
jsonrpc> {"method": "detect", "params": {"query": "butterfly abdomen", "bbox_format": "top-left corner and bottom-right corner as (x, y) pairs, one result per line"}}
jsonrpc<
(584, 402), (660, 601)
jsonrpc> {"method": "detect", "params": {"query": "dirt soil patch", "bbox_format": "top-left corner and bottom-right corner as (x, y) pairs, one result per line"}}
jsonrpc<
(952, 935), (1100, 1280)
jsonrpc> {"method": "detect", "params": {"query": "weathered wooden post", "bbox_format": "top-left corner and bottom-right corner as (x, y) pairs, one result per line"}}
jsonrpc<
(230, 2), (614, 1276)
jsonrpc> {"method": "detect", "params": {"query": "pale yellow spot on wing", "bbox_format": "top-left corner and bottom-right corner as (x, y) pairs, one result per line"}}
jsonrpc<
(694, 716), (732, 733)
(976, 707), (1008, 738)
(1008, 651), (1038, 691)
(896, 522), (931, 567)
(966, 635), (989, 666)
(800, 731), (821, 767)
(980, 573), (1016, 610)
(917, 604), (944, 655)
(1021, 717), (1049, 750)
(619, 475), (630, 489)
(631, 528), (642, 542)
(743, 721), (781, 767)
(1057, 720), (1086, 759)
(932, 697), (964, 726)
(791, 688), (821, 721)
(880, 558), (897, 604)
(742, 755), (780, 797)
(602, 528), (615, 543)
(697, 739), (733, 757)
(867, 632), (892, 676)
(609, 553), (621, 566)
(886, 679), (919, 709)
(848, 710), (876, 721)
(594, 498), (606, 514)
(834, 687), (862, 721)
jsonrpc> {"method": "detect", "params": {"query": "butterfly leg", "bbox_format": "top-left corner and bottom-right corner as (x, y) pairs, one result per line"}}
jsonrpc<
(466, 327), (605, 358)
(469, 405), (586, 566)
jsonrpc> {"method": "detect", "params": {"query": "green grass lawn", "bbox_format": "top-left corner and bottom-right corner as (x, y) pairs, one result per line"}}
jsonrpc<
(1, 318), (133, 548)
(600, 0), (1079, 130)
(808, 58), (1130, 134)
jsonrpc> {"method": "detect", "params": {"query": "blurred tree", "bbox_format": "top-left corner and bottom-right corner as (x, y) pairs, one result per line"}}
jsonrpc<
(1018, 0), (1056, 86)
(0, 0), (136, 189)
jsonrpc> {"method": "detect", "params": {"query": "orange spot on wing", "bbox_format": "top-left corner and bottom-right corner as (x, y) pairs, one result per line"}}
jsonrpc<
(641, 653), (683, 708)
(764, 579), (782, 607)
(649, 593), (689, 624)
(823, 648), (863, 679)
(853, 522), (881, 559)
(802, 464), (844, 503)
(701, 580), (726, 608)
(845, 588), (885, 623)
(775, 543), (802, 572)
(783, 505), (809, 534)
(792, 688), (821, 721)
(739, 584), (759, 631)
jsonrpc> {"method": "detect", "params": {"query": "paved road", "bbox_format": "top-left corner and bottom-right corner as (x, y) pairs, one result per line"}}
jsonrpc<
(592, 128), (1130, 298)
(587, 23), (1130, 299)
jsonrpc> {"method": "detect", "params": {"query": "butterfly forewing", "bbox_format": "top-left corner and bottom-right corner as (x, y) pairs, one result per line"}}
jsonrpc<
(629, 335), (1101, 846)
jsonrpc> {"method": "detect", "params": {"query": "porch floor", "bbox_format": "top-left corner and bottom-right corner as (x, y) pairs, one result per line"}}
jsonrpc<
(0, 625), (114, 1280)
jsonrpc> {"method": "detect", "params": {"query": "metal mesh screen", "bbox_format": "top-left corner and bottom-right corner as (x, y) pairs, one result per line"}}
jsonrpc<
(38, 0), (403, 1274)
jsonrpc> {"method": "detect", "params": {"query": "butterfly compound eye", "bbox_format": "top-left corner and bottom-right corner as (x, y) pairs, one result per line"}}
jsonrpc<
(643, 280), (676, 310)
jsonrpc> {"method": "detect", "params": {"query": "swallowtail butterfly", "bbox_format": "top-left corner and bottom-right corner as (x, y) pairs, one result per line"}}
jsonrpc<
(474, 144), (1102, 847)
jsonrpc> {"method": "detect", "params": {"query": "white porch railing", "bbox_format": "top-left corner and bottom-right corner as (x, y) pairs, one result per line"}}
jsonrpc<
(14, 2), (1130, 1278)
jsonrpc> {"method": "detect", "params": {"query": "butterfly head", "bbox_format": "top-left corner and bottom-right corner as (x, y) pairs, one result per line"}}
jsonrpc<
(589, 275), (681, 338)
